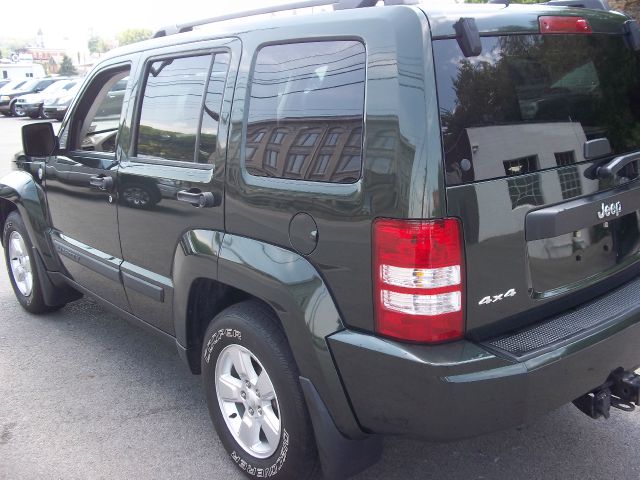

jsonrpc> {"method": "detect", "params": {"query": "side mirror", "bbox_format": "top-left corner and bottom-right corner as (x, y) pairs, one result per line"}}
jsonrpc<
(22, 122), (58, 157)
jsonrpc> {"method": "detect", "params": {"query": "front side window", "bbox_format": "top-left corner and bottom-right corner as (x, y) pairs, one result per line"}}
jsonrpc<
(245, 40), (366, 183)
(73, 68), (130, 154)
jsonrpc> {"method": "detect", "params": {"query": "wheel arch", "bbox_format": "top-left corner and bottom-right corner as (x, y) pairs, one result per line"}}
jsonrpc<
(0, 171), (57, 269)
(171, 230), (363, 438)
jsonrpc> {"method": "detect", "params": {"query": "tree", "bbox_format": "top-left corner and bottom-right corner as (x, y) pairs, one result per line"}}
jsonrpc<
(59, 55), (78, 76)
(88, 35), (109, 54)
(117, 28), (152, 46)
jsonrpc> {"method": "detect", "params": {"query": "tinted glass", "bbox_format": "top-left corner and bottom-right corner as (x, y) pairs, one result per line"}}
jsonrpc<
(434, 35), (640, 185)
(198, 53), (230, 163)
(245, 41), (366, 183)
(137, 55), (211, 162)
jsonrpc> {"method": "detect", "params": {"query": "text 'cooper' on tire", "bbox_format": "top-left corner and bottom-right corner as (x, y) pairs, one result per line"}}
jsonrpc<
(2, 211), (62, 314)
(201, 301), (320, 480)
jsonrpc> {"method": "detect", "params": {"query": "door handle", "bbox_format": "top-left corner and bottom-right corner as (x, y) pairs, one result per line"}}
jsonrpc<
(89, 175), (114, 191)
(176, 189), (219, 208)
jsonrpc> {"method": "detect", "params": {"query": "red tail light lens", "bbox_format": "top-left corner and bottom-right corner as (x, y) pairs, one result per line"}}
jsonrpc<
(373, 218), (464, 343)
(539, 16), (592, 34)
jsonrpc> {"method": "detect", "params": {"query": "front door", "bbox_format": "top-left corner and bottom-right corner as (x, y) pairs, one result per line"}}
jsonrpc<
(117, 40), (238, 334)
(45, 64), (132, 310)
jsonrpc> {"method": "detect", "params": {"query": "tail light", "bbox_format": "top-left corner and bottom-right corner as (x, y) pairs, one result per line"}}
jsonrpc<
(539, 16), (592, 34)
(373, 218), (464, 343)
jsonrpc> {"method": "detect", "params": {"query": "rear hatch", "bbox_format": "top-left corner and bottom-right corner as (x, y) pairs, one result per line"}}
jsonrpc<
(430, 9), (640, 337)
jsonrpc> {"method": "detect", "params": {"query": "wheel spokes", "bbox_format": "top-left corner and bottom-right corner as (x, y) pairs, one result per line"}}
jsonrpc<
(238, 414), (261, 449)
(230, 348), (258, 383)
(260, 406), (280, 446)
(256, 371), (275, 401)
(218, 374), (244, 403)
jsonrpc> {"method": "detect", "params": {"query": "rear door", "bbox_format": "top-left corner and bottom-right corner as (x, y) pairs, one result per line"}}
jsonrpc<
(117, 40), (238, 334)
(433, 32), (640, 336)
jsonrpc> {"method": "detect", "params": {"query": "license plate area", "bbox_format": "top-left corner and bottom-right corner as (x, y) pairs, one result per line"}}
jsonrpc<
(528, 212), (640, 295)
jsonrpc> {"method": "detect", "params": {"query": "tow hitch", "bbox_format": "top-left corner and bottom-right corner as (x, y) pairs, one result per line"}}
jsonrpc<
(573, 368), (640, 419)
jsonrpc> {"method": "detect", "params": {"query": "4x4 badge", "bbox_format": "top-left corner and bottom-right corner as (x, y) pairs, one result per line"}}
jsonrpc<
(478, 288), (517, 306)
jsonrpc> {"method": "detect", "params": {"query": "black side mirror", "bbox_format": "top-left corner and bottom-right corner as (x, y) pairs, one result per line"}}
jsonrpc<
(22, 123), (58, 157)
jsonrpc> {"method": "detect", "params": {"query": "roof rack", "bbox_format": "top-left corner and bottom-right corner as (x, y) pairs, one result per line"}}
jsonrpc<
(543, 0), (610, 10)
(153, 0), (419, 37)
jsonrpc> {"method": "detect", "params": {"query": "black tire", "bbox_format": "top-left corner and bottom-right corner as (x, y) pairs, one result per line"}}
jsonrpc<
(9, 101), (20, 117)
(202, 301), (320, 480)
(3, 211), (63, 314)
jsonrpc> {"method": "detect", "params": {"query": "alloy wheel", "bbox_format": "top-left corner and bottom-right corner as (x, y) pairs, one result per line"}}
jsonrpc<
(215, 344), (282, 459)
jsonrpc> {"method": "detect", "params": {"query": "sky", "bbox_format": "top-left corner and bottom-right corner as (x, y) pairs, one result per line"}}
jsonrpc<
(2, 0), (343, 39)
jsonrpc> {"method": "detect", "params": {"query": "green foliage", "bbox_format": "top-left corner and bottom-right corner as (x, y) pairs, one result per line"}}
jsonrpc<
(88, 36), (109, 54)
(59, 55), (78, 76)
(117, 29), (153, 47)
(440, 35), (640, 165)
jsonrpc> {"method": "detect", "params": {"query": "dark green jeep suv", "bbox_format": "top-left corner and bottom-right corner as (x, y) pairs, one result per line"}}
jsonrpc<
(2, 1), (640, 478)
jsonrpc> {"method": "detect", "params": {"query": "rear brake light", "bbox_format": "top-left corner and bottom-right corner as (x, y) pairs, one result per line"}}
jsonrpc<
(539, 16), (593, 34)
(373, 218), (464, 343)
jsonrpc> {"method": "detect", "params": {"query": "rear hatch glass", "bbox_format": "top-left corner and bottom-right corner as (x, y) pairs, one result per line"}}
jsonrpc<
(434, 34), (640, 335)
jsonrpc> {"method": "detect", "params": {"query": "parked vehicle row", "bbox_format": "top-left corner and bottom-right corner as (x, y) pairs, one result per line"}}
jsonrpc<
(0, 76), (83, 120)
(15, 78), (80, 119)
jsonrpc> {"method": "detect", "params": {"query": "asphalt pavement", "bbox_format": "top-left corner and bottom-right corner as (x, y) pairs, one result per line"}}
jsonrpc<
(1, 115), (640, 480)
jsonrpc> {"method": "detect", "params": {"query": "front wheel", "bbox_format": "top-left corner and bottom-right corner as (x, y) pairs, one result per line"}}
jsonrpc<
(10, 102), (22, 117)
(202, 301), (320, 479)
(3, 211), (63, 313)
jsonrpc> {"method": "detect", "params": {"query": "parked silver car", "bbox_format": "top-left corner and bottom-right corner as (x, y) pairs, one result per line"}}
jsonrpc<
(15, 78), (79, 118)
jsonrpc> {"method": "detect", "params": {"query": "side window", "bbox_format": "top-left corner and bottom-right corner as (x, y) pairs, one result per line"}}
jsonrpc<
(136, 53), (229, 164)
(245, 41), (366, 184)
(73, 68), (130, 154)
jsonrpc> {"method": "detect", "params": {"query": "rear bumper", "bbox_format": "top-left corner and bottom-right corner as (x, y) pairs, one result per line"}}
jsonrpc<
(329, 280), (640, 440)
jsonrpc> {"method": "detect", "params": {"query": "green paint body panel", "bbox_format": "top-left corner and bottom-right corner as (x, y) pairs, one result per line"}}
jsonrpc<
(2, 2), (640, 453)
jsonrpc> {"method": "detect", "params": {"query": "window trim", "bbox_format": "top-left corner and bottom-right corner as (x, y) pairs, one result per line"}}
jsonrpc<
(241, 37), (367, 186)
(130, 47), (232, 170)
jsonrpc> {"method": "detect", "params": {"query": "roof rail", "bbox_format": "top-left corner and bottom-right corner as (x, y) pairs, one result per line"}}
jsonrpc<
(153, 0), (419, 37)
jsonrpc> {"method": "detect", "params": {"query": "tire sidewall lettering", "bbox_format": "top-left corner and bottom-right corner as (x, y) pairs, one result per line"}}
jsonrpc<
(231, 430), (289, 478)
(204, 328), (242, 364)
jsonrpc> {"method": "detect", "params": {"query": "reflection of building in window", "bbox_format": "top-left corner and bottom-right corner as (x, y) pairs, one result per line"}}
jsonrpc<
(507, 174), (544, 209)
(555, 150), (582, 199)
(245, 118), (363, 183)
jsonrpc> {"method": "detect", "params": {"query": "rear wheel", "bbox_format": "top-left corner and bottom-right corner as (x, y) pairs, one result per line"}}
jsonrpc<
(3, 212), (64, 313)
(202, 301), (320, 479)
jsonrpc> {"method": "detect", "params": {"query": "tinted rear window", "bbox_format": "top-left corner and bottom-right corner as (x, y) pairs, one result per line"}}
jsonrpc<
(434, 35), (640, 185)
